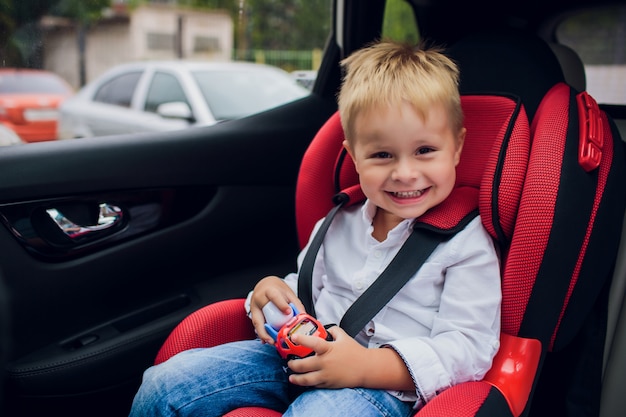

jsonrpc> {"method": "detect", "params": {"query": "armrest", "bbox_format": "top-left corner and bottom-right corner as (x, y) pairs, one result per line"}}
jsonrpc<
(483, 333), (542, 417)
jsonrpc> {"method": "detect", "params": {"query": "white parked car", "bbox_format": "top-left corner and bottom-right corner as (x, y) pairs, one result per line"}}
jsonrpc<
(57, 60), (310, 139)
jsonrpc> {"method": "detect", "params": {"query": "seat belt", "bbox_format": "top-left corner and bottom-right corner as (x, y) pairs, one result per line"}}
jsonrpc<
(298, 193), (349, 319)
(298, 193), (477, 338)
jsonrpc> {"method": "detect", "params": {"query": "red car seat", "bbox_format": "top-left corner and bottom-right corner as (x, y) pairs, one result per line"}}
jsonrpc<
(154, 33), (626, 417)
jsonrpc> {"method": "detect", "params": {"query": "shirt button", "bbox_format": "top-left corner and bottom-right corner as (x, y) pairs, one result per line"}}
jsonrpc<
(373, 250), (382, 258)
(355, 281), (364, 290)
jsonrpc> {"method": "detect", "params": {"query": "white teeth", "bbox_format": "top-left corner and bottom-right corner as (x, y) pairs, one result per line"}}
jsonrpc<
(392, 190), (423, 198)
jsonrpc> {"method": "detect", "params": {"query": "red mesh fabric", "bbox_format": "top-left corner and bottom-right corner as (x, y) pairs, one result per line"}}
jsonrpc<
(489, 114), (531, 243)
(155, 299), (255, 365)
(417, 382), (493, 417)
(296, 95), (527, 248)
(457, 96), (516, 189)
(501, 84), (570, 336)
(295, 112), (345, 248)
(418, 187), (478, 230)
(223, 408), (282, 417)
(469, 97), (531, 243)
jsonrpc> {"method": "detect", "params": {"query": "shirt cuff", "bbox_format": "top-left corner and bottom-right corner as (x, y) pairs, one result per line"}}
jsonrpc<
(385, 340), (451, 404)
(244, 290), (254, 318)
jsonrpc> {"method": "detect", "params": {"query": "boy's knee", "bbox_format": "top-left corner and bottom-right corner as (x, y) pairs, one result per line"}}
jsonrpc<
(129, 362), (182, 416)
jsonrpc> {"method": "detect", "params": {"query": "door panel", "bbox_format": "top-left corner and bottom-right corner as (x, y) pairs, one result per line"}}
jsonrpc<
(0, 94), (337, 416)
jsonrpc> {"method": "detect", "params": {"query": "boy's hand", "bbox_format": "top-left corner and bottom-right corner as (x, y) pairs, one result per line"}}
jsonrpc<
(249, 276), (305, 344)
(287, 326), (416, 392)
(286, 326), (368, 388)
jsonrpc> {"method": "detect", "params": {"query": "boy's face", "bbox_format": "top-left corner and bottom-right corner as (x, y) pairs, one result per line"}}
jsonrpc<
(345, 101), (465, 229)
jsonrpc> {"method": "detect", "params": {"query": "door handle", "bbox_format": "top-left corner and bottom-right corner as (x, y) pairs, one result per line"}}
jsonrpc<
(46, 203), (124, 239)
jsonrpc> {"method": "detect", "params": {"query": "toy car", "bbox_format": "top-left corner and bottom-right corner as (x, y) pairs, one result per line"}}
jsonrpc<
(264, 303), (332, 360)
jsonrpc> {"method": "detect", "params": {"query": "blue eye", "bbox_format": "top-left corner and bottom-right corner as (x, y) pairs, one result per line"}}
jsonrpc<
(372, 152), (392, 158)
(417, 147), (435, 155)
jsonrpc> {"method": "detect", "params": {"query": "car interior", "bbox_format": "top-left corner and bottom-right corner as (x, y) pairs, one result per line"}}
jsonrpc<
(1, 1), (626, 417)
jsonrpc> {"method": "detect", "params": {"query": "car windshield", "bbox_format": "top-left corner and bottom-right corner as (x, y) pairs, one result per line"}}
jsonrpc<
(191, 68), (309, 121)
(0, 72), (70, 94)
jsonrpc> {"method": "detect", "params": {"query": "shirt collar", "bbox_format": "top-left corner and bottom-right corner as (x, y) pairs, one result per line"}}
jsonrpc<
(360, 199), (415, 238)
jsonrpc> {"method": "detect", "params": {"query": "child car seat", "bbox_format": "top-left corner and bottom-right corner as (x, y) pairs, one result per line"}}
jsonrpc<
(153, 33), (626, 417)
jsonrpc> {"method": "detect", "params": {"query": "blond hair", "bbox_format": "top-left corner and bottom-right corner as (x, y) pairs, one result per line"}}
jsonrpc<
(338, 41), (463, 143)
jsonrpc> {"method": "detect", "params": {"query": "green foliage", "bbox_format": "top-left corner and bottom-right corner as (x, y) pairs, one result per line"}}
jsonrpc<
(50, 0), (111, 24)
(8, 0), (53, 26)
(242, 0), (330, 50)
(0, 0), (20, 66)
(130, 0), (330, 51)
(382, 0), (419, 44)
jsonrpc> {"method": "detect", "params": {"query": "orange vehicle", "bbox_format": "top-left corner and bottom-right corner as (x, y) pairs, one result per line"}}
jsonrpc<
(0, 68), (73, 143)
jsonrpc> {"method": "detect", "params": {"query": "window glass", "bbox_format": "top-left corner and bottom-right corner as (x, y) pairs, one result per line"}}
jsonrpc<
(192, 66), (309, 121)
(93, 71), (142, 107)
(382, 0), (419, 44)
(0, 0), (332, 140)
(0, 72), (71, 94)
(556, 5), (626, 104)
(144, 71), (188, 113)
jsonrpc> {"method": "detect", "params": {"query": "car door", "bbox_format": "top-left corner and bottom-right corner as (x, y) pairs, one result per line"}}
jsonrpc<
(139, 68), (200, 127)
(2, 94), (338, 417)
(1, 2), (341, 417)
(80, 70), (150, 137)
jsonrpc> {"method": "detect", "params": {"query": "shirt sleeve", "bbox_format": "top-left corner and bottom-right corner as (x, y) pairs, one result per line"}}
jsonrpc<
(385, 219), (502, 405)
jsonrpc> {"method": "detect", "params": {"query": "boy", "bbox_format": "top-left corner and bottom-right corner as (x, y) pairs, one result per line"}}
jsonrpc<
(129, 41), (501, 417)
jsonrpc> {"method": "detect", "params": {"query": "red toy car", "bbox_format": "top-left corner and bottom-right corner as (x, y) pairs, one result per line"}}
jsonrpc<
(264, 304), (333, 360)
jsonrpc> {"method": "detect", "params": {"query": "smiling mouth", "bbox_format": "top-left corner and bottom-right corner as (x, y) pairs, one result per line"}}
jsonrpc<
(390, 189), (428, 198)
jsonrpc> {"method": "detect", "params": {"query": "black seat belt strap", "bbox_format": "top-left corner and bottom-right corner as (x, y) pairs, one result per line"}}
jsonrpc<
(298, 193), (349, 317)
(298, 194), (478, 338)
(339, 227), (446, 337)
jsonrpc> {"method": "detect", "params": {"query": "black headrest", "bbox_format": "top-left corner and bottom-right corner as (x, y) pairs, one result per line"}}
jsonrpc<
(448, 32), (565, 120)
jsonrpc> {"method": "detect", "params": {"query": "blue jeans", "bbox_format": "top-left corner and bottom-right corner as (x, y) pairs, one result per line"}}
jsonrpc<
(129, 340), (414, 417)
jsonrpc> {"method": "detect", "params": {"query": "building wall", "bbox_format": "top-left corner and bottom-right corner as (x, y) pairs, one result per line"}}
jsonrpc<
(43, 5), (233, 89)
(131, 6), (232, 62)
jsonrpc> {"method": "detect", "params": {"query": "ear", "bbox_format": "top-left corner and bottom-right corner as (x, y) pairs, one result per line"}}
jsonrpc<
(454, 127), (466, 166)
(343, 139), (355, 161)
(343, 139), (360, 174)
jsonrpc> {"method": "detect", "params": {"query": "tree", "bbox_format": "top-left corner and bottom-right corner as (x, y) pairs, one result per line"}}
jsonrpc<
(0, 0), (20, 66)
(0, 0), (109, 69)
(239, 0), (329, 50)
(0, 0), (54, 67)
(130, 0), (330, 51)
(49, 0), (110, 86)
(50, 0), (111, 24)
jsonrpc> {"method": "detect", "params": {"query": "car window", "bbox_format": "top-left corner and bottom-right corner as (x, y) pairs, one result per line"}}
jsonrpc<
(93, 71), (143, 107)
(192, 68), (309, 121)
(4, 1), (333, 141)
(555, 4), (626, 105)
(0, 72), (71, 94)
(144, 71), (189, 113)
(382, 0), (419, 43)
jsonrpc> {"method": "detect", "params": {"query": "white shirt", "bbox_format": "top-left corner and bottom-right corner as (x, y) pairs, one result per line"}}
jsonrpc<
(257, 199), (501, 408)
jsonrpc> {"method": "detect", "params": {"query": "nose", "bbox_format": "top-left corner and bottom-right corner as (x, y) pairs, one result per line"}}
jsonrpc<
(391, 158), (418, 182)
